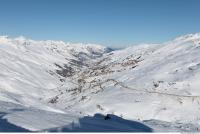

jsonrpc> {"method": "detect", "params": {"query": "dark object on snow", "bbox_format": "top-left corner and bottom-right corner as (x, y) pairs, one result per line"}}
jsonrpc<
(46, 113), (153, 132)
(104, 114), (111, 120)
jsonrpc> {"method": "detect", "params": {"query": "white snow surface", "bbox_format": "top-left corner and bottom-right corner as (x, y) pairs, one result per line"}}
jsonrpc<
(0, 34), (200, 132)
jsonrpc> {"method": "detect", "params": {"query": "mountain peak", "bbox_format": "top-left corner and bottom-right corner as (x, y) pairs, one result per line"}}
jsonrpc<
(173, 32), (200, 44)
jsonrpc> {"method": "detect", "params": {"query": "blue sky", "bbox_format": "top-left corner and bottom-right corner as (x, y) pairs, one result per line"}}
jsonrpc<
(0, 0), (200, 47)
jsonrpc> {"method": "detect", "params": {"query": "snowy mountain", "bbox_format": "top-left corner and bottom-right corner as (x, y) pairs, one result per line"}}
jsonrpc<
(0, 33), (200, 132)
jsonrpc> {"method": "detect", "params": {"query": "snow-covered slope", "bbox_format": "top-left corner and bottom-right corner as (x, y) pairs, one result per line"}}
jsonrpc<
(0, 36), (111, 131)
(1, 33), (200, 132)
(71, 33), (200, 122)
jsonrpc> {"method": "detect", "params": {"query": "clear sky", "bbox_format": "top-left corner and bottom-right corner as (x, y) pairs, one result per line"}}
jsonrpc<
(0, 0), (200, 47)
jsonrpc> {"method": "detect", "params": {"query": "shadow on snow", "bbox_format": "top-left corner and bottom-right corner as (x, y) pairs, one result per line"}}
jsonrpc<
(47, 113), (153, 132)
(0, 112), (30, 132)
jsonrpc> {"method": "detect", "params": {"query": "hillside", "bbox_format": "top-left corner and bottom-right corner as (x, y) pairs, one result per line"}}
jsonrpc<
(0, 33), (200, 132)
